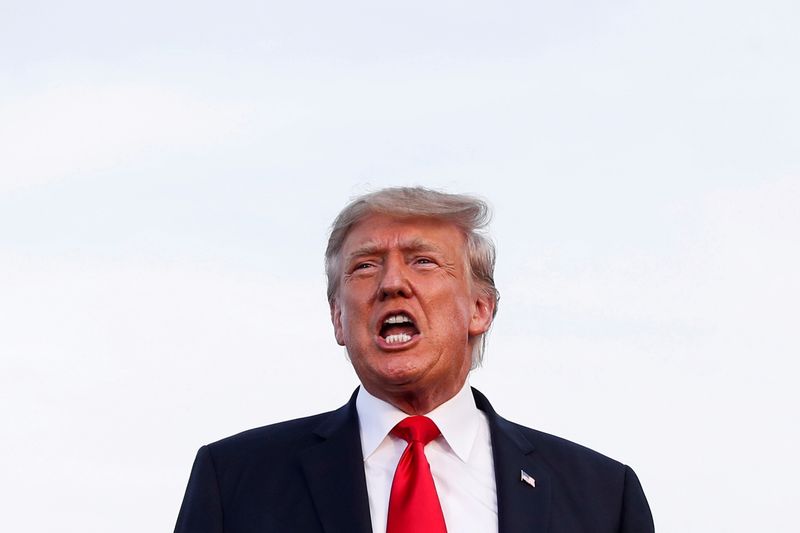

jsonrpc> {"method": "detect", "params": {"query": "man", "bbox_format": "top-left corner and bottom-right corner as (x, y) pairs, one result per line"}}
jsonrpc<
(175, 187), (655, 532)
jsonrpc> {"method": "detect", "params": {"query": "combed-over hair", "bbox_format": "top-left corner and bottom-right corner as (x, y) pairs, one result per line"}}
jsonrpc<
(325, 186), (499, 366)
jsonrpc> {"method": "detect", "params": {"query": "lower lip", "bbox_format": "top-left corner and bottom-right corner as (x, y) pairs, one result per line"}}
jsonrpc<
(375, 333), (421, 351)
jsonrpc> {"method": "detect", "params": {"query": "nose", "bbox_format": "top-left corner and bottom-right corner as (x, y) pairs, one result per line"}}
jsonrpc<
(378, 255), (412, 300)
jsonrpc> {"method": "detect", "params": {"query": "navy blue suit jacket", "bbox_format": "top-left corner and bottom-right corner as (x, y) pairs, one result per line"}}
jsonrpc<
(175, 388), (654, 532)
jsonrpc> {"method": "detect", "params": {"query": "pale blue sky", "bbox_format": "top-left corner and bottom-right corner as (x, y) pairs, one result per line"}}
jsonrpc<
(1, 1), (799, 531)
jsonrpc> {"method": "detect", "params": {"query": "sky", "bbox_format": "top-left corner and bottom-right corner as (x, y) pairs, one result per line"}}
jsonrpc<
(1, 1), (799, 531)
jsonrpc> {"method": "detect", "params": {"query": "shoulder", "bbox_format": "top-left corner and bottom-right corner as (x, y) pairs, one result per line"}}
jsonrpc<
(474, 387), (634, 487)
(177, 399), (364, 530)
(211, 410), (327, 449)
(514, 424), (654, 532)
(475, 389), (654, 531)
(507, 419), (628, 478)
(201, 403), (349, 472)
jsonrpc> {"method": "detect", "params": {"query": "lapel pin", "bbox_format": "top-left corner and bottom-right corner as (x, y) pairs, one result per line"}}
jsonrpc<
(520, 469), (536, 488)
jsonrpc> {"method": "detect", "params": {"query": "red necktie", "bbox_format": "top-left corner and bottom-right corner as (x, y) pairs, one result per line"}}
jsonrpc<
(386, 416), (448, 533)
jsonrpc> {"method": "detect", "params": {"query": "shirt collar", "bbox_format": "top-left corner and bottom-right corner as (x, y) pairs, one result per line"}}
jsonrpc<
(356, 380), (481, 463)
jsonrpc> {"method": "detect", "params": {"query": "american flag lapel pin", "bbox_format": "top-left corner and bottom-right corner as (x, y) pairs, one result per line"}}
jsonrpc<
(520, 469), (536, 488)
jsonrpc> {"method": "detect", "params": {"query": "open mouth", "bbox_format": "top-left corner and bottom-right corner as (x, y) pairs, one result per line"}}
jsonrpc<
(378, 313), (420, 345)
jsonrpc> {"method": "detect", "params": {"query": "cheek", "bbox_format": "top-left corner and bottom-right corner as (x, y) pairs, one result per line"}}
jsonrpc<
(340, 304), (371, 340)
(446, 293), (474, 322)
(429, 304), (471, 340)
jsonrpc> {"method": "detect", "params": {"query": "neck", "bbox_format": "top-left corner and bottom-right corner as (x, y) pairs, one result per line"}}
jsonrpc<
(366, 381), (466, 415)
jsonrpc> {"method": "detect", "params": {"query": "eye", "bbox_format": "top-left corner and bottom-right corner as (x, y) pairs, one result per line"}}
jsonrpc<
(414, 257), (435, 266)
(353, 262), (374, 271)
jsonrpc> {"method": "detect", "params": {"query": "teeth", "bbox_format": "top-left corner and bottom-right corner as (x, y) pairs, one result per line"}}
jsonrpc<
(384, 314), (412, 324)
(385, 333), (412, 344)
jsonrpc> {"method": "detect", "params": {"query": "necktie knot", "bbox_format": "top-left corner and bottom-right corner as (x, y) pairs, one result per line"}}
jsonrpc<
(391, 415), (441, 445)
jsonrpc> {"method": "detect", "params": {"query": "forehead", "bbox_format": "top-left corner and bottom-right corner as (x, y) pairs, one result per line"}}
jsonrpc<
(341, 213), (466, 255)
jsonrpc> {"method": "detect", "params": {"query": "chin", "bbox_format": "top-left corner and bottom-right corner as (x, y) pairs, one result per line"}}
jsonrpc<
(368, 359), (430, 388)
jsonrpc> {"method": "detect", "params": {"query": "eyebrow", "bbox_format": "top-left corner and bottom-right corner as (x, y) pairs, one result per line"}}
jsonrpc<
(346, 238), (446, 262)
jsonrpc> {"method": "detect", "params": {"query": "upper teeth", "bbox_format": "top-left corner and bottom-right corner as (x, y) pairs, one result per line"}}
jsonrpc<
(384, 314), (412, 324)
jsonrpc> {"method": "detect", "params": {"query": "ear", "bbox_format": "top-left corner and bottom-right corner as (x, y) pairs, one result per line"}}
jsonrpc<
(468, 291), (495, 337)
(330, 299), (346, 346)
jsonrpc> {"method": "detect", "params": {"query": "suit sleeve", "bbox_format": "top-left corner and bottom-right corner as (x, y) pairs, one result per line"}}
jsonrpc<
(619, 465), (655, 533)
(174, 446), (224, 533)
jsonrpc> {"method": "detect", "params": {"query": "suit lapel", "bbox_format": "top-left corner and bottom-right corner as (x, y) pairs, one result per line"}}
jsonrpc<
(298, 391), (372, 533)
(298, 387), (550, 533)
(473, 389), (552, 533)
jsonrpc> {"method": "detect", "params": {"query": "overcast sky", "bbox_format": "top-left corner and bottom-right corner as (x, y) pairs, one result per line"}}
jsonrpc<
(1, 1), (799, 532)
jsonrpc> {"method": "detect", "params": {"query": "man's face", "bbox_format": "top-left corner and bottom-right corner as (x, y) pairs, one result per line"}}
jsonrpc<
(330, 213), (494, 405)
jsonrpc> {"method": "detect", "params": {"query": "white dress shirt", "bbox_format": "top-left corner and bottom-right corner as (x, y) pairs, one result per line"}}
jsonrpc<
(356, 381), (498, 533)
